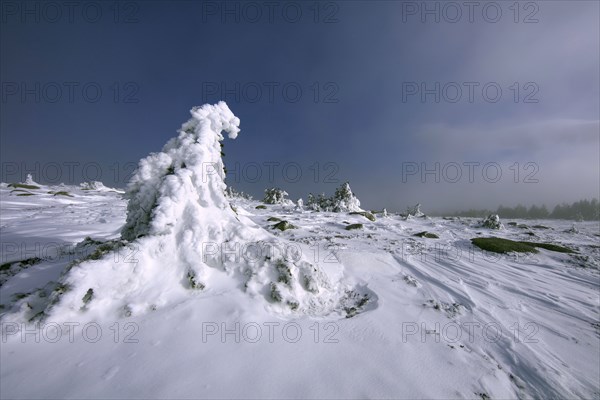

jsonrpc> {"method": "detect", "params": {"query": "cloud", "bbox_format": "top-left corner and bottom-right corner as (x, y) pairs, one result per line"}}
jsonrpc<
(376, 119), (600, 212)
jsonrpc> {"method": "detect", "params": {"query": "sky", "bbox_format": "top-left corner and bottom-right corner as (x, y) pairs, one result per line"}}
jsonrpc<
(1, 0), (599, 213)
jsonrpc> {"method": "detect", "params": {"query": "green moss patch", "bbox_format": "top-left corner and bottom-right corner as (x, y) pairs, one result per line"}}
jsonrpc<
(8, 183), (40, 190)
(1, 257), (42, 272)
(345, 223), (364, 231)
(272, 221), (296, 231)
(255, 205), (267, 210)
(51, 191), (73, 197)
(532, 225), (551, 230)
(524, 242), (575, 254)
(82, 288), (94, 305)
(349, 211), (376, 222)
(472, 237), (575, 254)
(414, 231), (439, 239)
(267, 217), (282, 222)
(471, 237), (538, 254)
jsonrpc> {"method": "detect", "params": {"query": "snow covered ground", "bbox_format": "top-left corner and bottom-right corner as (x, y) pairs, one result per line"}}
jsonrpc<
(1, 183), (599, 399)
(1, 103), (598, 399)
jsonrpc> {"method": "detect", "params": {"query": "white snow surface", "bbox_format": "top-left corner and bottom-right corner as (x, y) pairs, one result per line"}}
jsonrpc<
(1, 186), (599, 398)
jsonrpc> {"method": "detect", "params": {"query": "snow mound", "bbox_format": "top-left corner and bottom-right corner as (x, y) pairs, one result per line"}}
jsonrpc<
(405, 203), (425, 218)
(35, 102), (352, 322)
(24, 174), (38, 186)
(481, 214), (504, 229)
(331, 182), (362, 212)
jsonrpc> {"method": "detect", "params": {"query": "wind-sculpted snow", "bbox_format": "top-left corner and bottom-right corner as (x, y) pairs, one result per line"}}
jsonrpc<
(12, 102), (360, 322)
(122, 102), (240, 240)
(1, 182), (599, 398)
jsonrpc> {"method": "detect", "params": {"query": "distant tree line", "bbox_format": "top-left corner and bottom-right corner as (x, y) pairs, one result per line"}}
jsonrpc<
(445, 198), (599, 221)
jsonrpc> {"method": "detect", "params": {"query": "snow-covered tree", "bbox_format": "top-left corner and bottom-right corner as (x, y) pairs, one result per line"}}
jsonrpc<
(406, 203), (425, 218)
(317, 193), (331, 211)
(225, 186), (252, 200)
(35, 102), (349, 322)
(331, 182), (362, 212)
(24, 174), (37, 186)
(306, 183), (363, 213)
(306, 193), (318, 210)
(263, 187), (292, 205)
(481, 214), (503, 229)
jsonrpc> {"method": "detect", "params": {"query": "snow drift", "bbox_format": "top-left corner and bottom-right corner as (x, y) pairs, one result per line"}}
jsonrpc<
(35, 102), (354, 321)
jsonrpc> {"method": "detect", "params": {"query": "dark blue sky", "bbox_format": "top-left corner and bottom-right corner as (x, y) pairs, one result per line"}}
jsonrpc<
(1, 1), (599, 212)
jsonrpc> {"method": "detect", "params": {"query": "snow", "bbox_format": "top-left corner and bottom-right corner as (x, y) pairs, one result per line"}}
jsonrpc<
(24, 174), (37, 186)
(406, 203), (425, 218)
(481, 214), (504, 230)
(1, 103), (599, 399)
(2, 103), (363, 325)
(2, 187), (599, 399)
(306, 182), (363, 212)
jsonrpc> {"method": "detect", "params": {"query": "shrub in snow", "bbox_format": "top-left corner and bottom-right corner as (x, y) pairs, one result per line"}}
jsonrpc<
(346, 223), (363, 230)
(24, 174), (38, 186)
(224, 186), (252, 200)
(306, 193), (318, 210)
(8, 174), (41, 190)
(317, 193), (331, 210)
(414, 231), (439, 239)
(272, 220), (296, 231)
(564, 225), (578, 234)
(263, 187), (292, 205)
(79, 181), (121, 192)
(481, 214), (504, 229)
(294, 198), (304, 212)
(32, 102), (350, 322)
(306, 183), (363, 212)
(331, 182), (362, 212)
(349, 211), (376, 222)
(406, 203), (425, 218)
(80, 181), (105, 190)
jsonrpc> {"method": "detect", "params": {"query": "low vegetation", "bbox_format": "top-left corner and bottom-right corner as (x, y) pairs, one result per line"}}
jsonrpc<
(272, 221), (296, 231)
(349, 211), (376, 222)
(50, 191), (73, 197)
(8, 183), (40, 190)
(345, 223), (364, 230)
(414, 231), (439, 239)
(471, 237), (575, 254)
